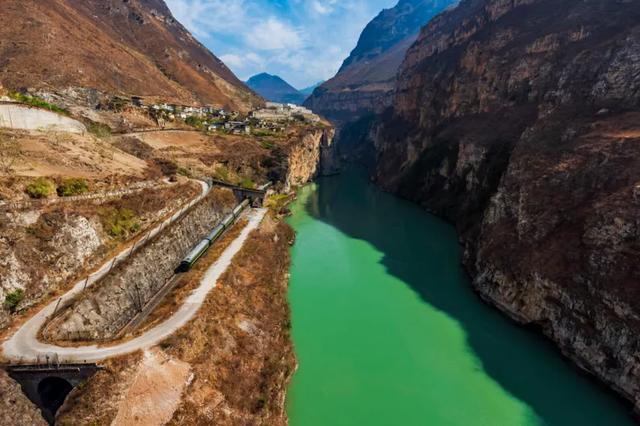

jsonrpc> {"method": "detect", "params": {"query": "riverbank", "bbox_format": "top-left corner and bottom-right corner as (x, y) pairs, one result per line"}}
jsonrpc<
(286, 169), (634, 425)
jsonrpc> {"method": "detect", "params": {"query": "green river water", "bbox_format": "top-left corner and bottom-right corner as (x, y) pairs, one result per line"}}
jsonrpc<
(285, 170), (633, 426)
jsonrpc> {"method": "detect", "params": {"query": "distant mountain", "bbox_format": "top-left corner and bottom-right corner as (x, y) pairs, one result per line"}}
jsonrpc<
(305, 0), (456, 122)
(300, 82), (324, 96)
(246, 73), (307, 105)
(0, 0), (260, 111)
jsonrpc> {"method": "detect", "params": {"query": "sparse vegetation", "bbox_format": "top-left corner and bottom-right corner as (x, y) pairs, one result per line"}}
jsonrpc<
(4, 289), (24, 312)
(8, 92), (70, 115)
(185, 116), (205, 130)
(213, 165), (230, 182)
(100, 207), (140, 238)
(57, 177), (89, 197)
(239, 177), (256, 189)
(26, 177), (55, 198)
(0, 134), (20, 174)
(260, 140), (275, 149)
(87, 121), (112, 138)
(264, 194), (290, 214)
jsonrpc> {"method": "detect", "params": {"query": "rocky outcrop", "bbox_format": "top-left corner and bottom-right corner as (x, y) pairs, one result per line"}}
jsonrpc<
(0, 0), (260, 110)
(46, 189), (236, 340)
(0, 370), (47, 426)
(284, 127), (338, 190)
(375, 0), (640, 409)
(305, 0), (456, 157)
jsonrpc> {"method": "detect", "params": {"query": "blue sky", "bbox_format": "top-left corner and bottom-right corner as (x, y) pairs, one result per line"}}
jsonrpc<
(165, 0), (398, 89)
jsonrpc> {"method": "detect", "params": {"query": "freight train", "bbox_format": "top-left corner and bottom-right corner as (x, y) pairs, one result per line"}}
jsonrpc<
(177, 199), (250, 272)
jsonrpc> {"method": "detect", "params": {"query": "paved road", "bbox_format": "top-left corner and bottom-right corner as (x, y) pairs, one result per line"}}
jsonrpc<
(2, 208), (266, 363)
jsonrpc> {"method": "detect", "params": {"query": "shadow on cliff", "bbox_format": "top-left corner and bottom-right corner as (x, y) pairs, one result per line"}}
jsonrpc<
(302, 168), (634, 425)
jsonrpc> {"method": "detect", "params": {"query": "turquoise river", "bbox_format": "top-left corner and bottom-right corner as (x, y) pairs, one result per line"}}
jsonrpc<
(285, 170), (634, 426)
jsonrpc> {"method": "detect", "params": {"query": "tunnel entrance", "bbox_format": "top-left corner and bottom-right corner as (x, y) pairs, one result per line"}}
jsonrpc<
(38, 376), (73, 423)
(3, 363), (101, 425)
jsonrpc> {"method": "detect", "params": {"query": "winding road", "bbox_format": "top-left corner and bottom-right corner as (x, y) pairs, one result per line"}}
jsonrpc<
(2, 178), (267, 363)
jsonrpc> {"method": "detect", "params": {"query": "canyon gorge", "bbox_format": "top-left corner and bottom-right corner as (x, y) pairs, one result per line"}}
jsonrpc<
(0, 0), (639, 424)
(317, 0), (640, 414)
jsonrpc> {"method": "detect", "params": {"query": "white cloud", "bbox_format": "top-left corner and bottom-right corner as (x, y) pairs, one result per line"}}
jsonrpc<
(165, 0), (398, 87)
(245, 18), (303, 51)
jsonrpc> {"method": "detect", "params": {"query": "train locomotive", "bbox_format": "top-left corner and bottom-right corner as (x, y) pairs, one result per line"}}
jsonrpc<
(177, 199), (250, 272)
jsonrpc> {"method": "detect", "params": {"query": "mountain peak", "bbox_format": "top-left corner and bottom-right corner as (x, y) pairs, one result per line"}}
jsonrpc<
(0, 0), (259, 111)
(246, 73), (307, 105)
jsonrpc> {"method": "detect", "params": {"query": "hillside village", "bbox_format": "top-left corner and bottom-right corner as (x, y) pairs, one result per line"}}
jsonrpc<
(0, 88), (323, 137)
(129, 96), (321, 135)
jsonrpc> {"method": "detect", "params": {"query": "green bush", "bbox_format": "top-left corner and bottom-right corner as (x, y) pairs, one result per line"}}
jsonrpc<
(101, 208), (140, 238)
(265, 194), (290, 214)
(26, 177), (55, 199)
(260, 140), (274, 150)
(57, 178), (89, 197)
(213, 165), (230, 182)
(8, 92), (70, 116)
(87, 122), (112, 138)
(185, 116), (205, 129)
(239, 177), (256, 189)
(4, 289), (24, 312)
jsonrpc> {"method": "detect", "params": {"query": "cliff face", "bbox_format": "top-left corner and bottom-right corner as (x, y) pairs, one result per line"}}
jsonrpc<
(375, 0), (640, 407)
(0, 0), (260, 110)
(285, 127), (338, 190)
(304, 0), (455, 124)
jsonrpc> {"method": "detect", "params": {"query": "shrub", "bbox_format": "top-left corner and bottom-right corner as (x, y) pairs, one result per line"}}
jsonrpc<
(87, 122), (112, 138)
(213, 165), (230, 182)
(101, 208), (140, 238)
(57, 178), (89, 197)
(4, 289), (24, 312)
(264, 194), (290, 214)
(260, 140), (274, 150)
(26, 177), (55, 198)
(185, 116), (204, 129)
(8, 92), (70, 116)
(239, 177), (256, 189)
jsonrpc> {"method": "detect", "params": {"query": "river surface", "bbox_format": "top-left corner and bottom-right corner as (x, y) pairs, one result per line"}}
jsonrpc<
(285, 170), (633, 426)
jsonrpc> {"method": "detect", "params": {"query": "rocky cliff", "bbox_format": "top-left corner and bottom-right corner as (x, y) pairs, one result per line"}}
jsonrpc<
(375, 0), (640, 409)
(284, 127), (338, 191)
(305, 0), (455, 124)
(0, 0), (260, 110)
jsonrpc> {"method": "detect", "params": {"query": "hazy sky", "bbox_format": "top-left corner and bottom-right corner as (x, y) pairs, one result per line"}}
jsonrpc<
(165, 0), (398, 89)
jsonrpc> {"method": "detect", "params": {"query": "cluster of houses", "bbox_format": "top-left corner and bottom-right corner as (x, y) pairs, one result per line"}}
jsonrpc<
(251, 102), (321, 123)
(121, 96), (320, 135)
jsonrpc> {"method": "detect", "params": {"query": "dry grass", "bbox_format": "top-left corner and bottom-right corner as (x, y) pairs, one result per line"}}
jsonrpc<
(56, 217), (297, 426)
(162, 217), (296, 426)
(56, 352), (143, 426)
(134, 218), (248, 336)
(0, 182), (200, 339)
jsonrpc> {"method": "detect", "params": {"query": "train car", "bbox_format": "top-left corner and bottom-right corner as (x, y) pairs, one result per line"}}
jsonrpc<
(232, 199), (250, 217)
(205, 224), (225, 243)
(177, 239), (209, 272)
(221, 213), (235, 228)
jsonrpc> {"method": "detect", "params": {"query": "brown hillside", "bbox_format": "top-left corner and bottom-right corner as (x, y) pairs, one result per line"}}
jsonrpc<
(0, 0), (260, 111)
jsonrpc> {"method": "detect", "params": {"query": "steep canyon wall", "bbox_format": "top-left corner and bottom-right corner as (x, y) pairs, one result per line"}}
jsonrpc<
(374, 0), (640, 408)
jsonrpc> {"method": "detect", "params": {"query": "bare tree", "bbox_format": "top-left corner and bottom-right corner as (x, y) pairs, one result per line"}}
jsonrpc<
(0, 133), (20, 175)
